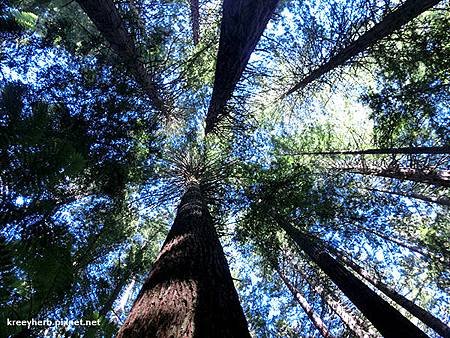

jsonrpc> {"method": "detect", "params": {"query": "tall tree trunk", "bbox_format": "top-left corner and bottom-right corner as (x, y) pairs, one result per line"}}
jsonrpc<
(284, 146), (450, 157)
(362, 187), (450, 207)
(205, 0), (279, 134)
(75, 0), (167, 116)
(328, 247), (450, 338)
(189, 0), (200, 45)
(342, 166), (450, 188)
(283, 0), (443, 95)
(274, 216), (428, 338)
(117, 182), (250, 337)
(275, 266), (335, 338)
(288, 260), (378, 338)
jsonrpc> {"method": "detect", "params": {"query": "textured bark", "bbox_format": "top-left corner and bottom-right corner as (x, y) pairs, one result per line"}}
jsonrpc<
(276, 266), (335, 338)
(275, 217), (428, 338)
(117, 182), (250, 337)
(343, 166), (450, 188)
(189, 0), (200, 45)
(365, 187), (450, 207)
(290, 263), (378, 338)
(329, 248), (450, 338)
(76, 0), (167, 116)
(285, 146), (450, 157)
(205, 0), (279, 134)
(284, 0), (443, 95)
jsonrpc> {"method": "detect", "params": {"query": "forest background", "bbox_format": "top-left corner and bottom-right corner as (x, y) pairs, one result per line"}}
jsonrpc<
(0, 0), (449, 337)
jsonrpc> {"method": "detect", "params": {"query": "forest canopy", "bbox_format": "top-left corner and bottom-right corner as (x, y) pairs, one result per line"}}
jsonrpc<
(0, 0), (449, 337)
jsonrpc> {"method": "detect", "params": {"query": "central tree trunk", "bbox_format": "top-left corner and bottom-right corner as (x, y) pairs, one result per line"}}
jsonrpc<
(117, 182), (250, 337)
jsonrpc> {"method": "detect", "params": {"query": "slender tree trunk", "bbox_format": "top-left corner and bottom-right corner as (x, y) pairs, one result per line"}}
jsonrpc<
(117, 182), (250, 337)
(189, 0), (200, 45)
(328, 247), (450, 338)
(342, 166), (450, 188)
(284, 0), (443, 95)
(274, 216), (428, 338)
(284, 146), (450, 157)
(289, 261), (378, 338)
(350, 222), (432, 259)
(75, 0), (167, 116)
(362, 187), (450, 207)
(99, 278), (128, 319)
(275, 266), (335, 338)
(205, 0), (279, 134)
(83, 276), (129, 336)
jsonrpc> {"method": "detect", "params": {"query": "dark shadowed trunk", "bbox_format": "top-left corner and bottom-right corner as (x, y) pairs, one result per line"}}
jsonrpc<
(274, 216), (428, 338)
(205, 0), (279, 134)
(189, 0), (200, 45)
(284, 145), (450, 157)
(76, 0), (167, 115)
(116, 182), (250, 337)
(284, 0), (442, 95)
(342, 166), (450, 188)
(362, 187), (450, 207)
(328, 247), (450, 338)
(275, 266), (335, 338)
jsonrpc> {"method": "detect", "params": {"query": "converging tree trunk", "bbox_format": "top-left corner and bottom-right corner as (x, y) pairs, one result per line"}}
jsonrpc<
(342, 166), (450, 188)
(117, 182), (250, 337)
(284, 145), (450, 157)
(76, 0), (167, 116)
(205, 0), (279, 134)
(328, 247), (450, 338)
(274, 216), (428, 338)
(275, 266), (335, 338)
(189, 0), (200, 45)
(288, 260), (377, 338)
(283, 0), (443, 95)
(363, 187), (450, 207)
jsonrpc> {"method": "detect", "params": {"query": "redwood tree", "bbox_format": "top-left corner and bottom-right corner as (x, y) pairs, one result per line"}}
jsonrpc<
(283, 0), (443, 95)
(205, 0), (279, 133)
(117, 181), (250, 337)
(275, 216), (428, 338)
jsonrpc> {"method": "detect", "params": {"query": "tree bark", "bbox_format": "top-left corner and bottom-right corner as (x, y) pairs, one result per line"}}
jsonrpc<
(329, 248), (450, 338)
(276, 266), (335, 338)
(117, 182), (250, 337)
(284, 0), (443, 95)
(284, 146), (450, 157)
(189, 0), (200, 45)
(75, 0), (167, 116)
(342, 166), (450, 188)
(205, 0), (279, 134)
(275, 216), (428, 338)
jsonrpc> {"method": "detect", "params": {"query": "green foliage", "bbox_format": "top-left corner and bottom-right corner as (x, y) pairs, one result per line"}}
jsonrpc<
(363, 8), (450, 146)
(11, 9), (37, 30)
(1, 0), (449, 336)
